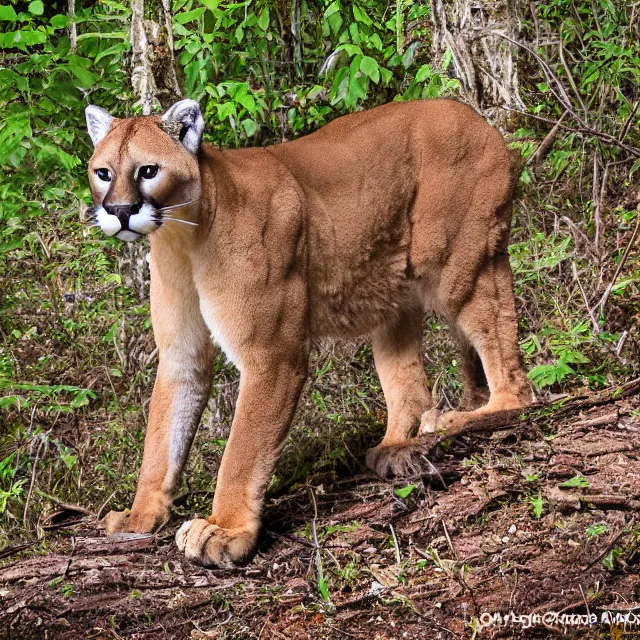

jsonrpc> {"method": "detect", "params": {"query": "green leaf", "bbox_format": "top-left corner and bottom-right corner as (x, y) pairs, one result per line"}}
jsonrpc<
(369, 33), (383, 50)
(526, 494), (544, 518)
(50, 14), (70, 29)
(560, 476), (590, 488)
(242, 119), (257, 137)
(0, 5), (17, 21)
(325, 4), (343, 35)
(67, 64), (98, 89)
(352, 5), (372, 25)
(558, 350), (589, 365)
(257, 6), (269, 31)
(14, 29), (47, 46)
(415, 64), (432, 83)
(611, 278), (636, 294)
(60, 451), (78, 468)
(585, 523), (608, 538)
(394, 484), (416, 499)
(77, 31), (128, 41)
(347, 55), (367, 105)
(28, 0), (44, 16)
(602, 548), (622, 571)
(317, 574), (330, 601)
(359, 56), (380, 83)
(337, 43), (363, 57)
(217, 102), (236, 120)
(528, 360), (574, 388)
(94, 42), (129, 64)
(200, 0), (219, 11)
(174, 7), (206, 24)
(0, 238), (24, 253)
(324, 1), (340, 18)
(380, 67), (393, 84)
(442, 47), (453, 69)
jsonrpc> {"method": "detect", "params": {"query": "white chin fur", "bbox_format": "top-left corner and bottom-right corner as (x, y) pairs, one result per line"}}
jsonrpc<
(95, 206), (121, 237)
(94, 203), (158, 242)
(129, 203), (160, 235)
(116, 230), (142, 242)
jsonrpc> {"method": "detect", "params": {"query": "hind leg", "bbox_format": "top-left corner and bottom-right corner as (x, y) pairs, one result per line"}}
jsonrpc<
(420, 333), (490, 432)
(458, 334), (490, 410)
(421, 254), (532, 437)
(366, 305), (434, 478)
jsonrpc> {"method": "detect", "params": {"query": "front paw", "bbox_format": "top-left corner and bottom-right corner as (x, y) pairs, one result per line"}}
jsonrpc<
(101, 506), (168, 535)
(366, 437), (438, 479)
(175, 518), (257, 568)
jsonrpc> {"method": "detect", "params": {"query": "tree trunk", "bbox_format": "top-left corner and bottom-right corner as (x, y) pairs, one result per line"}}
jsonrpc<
(131, 0), (182, 114)
(430, 0), (524, 114)
(130, 0), (158, 115)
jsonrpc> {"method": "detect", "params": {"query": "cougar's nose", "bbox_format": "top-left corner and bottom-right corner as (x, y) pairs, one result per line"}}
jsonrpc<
(104, 203), (141, 230)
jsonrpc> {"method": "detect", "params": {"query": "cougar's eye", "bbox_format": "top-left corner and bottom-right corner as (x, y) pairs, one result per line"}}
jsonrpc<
(139, 165), (159, 180)
(96, 168), (111, 182)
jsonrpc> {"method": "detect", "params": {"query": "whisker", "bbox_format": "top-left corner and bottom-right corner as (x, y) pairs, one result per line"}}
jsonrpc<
(155, 199), (199, 212)
(159, 217), (199, 227)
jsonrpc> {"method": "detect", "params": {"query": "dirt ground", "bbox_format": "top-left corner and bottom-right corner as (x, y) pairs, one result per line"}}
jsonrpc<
(1, 383), (639, 640)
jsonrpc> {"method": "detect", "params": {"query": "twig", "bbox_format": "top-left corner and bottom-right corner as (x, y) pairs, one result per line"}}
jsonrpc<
(23, 436), (46, 528)
(579, 584), (591, 618)
(558, 41), (588, 119)
(501, 107), (640, 158)
(389, 523), (401, 565)
(441, 521), (459, 561)
(102, 364), (125, 422)
(96, 490), (117, 520)
(419, 454), (447, 489)
(619, 100), (639, 142)
(596, 205), (640, 317)
(333, 589), (389, 611)
(508, 569), (518, 610)
(615, 331), (628, 357)
(530, 111), (567, 176)
(326, 625), (360, 639)
(572, 261), (599, 334)
(592, 154), (602, 254)
(62, 536), (77, 580)
(0, 542), (36, 560)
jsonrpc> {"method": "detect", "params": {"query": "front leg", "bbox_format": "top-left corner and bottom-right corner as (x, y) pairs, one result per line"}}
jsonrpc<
(176, 350), (307, 567)
(104, 259), (214, 534)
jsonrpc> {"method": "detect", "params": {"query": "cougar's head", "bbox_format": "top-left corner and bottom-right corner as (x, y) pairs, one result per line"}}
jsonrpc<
(85, 100), (204, 242)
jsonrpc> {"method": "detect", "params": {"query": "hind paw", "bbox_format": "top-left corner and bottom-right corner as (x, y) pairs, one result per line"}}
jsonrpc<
(419, 408), (444, 434)
(420, 408), (471, 434)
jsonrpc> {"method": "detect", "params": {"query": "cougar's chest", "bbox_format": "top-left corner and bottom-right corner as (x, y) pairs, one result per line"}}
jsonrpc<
(198, 293), (242, 370)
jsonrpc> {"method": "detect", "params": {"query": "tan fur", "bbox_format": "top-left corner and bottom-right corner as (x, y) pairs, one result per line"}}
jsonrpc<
(88, 99), (532, 567)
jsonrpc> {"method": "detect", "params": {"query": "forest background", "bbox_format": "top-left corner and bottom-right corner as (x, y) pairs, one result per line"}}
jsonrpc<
(0, 0), (639, 636)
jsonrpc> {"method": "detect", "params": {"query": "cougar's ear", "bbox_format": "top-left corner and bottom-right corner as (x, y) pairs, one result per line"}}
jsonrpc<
(160, 99), (204, 154)
(85, 105), (114, 147)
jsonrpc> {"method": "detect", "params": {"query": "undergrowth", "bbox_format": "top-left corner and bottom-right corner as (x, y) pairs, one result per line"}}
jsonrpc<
(0, 0), (639, 548)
